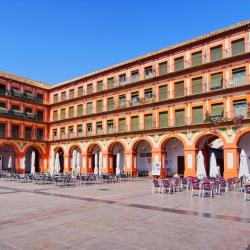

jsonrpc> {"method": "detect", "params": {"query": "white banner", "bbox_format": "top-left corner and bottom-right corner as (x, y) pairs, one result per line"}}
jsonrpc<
(152, 161), (161, 176)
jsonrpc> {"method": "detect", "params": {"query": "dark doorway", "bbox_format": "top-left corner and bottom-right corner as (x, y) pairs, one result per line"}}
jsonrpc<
(177, 156), (185, 176)
(113, 155), (117, 174)
(91, 154), (95, 172)
(58, 149), (64, 173)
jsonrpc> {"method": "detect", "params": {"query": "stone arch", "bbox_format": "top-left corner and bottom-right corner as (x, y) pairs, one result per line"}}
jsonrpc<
(68, 144), (82, 171)
(24, 146), (41, 173)
(54, 147), (65, 173)
(0, 143), (19, 171)
(159, 134), (188, 151)
(131, 137), (154, 153)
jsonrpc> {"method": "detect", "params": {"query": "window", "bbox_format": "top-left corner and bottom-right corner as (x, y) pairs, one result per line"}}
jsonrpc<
(192, 77), (203, 94)
(0, 84), (6, 95)
(107, 97), (114, 111)
(77, 125), (83, 136)
(78, 86), (83, 97)
(210, 45), (222, 62)
(192, 106), (203, 124)
(191, 51), (202, 67)
(12, 105), (19, 111)
(131, 70), (139, 82)
(87, 83), (93, 94)
(25, 90), (34, 100)
(159, 85), (168, 101)
(107, 120), (114, 133)
(12, 88), (22, 97)
(159, 61), (167, 76)
(25, 127), (32, 139)
(119, 74), (126, 85)
(144, 114), (153, 130)
(119, 95), (126, 108)
(175, 81), (184, 97)
(131, 92), (139, 106)
(144, 88), (153, 99)
(36, 128), (43, 140)
(12, 125), (19, 138)
(69, 106), (74, 118)
(69, 89), (74, 99)
(0, 123), (5, 137)
(96, 122), (103, 135)
(131, 116), (139, 131)
(97, 80), (103, 92)
(36, 93), (43, 103)
(61, 108), (66, 119)
(107, 78), (114, 89)
(232, 38), (245, 56)
(53, 129), (57, 139)
(37, 110), (43, 121)
(233, 99), (247, 118)
(174, 57), (184, 71)
(53, 110), (58, 121)
(119, 118), (126, 132)
(145, 66), (153, 79)
(211, 103), (224, 117)
(53, 94), (58, 103)
(61, 91), (66, 101)
(87, 102), (93, 115)
(175, 109), (185, 126)
(77, 105), (83, 116)
(96, 100), (103, 113)
(69, 126), (74, 138)
(87, 123), (92, 135)
(159, 112), (168, 128)
(25, 107), (32, 114)
(210, 72), (223, 90)
(232, 67), (246, 86)
(61, 127), (65, 139)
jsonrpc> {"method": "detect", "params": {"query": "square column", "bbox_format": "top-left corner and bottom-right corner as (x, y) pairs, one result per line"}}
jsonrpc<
(184, 149), (196, 176)
(223, 147), (238, 178)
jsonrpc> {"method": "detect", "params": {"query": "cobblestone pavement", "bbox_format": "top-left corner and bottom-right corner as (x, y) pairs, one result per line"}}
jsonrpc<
(0, 180), (249, 250)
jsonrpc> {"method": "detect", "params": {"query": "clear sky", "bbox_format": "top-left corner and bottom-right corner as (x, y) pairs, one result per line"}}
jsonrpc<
(0, 0), (249, 84)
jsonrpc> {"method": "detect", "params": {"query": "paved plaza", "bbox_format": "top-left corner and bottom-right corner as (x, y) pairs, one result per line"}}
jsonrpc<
(0, 179), (249, 250)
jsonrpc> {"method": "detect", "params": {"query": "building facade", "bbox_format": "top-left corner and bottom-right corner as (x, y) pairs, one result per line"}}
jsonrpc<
(1, 20), (250, 178)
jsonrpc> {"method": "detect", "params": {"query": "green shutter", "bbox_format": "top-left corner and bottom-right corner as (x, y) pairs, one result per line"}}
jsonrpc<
(87, 102), (92, 114)
(69, 89), (74, 99)
(232, 39), (245, 56)
(175, 57), (184, 71)
(175, 109), (185, 126)
(175, 81), (184, 98)
(211, 103), (224, 117)
(53, 111), (58, 121)
(192, 77), (203, 94)
(192, 106), (203, 124)
(192, 51), (202, 67)
(77, 105), (83, 116)
(119, 118), (126, 132)
(108, 78), (114, 89)
(211, 73), (223, 90)
(69, 107), (74, 118)
(61, 109), (65, 119)
(97, 81), (103, 92)
(159, 112), (168, 128)
(131, 116), (139, 131)
(107, 98), (114, 111)
(159, 62), (168, 75)
(144, 114), (152, 130)
(159, 85), (168, 101)
(210, 45), (222, 61)
(87, 84), (93, 94)
(97, 100), (103, 113)
(78, 87), (83, 97)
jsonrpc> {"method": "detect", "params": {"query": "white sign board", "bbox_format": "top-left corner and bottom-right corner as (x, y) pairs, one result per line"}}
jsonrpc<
(152, 161), (161, 176)
(227, 153), (234, 169)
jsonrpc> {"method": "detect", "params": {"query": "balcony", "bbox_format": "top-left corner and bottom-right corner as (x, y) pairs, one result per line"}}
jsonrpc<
(0, 109), (43, 121)
(0, 90), (43, 103)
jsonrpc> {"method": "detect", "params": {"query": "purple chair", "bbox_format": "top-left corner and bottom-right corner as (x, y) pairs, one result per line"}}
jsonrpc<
(162, 179), (173, 197)
(191, 182), (202, 197)
(152, 179), (161, 194)
(244, 184), (250, 201)
(202, 183), (214, 198)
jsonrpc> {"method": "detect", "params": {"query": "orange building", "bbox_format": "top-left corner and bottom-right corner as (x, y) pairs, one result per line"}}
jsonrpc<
(1, 20), (250, 178)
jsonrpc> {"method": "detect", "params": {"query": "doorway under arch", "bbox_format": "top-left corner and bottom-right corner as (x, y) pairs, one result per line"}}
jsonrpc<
(25, 147), (40, 173)
(0, 144), (16, 171)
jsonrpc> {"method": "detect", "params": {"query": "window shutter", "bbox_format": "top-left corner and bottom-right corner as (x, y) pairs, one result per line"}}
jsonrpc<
(144, 114), (152, 130)
(174, 57), (184, 71)
(159, 112), (168, 128)
(192, 77), (203, 94)
(159, 85), (168, 101)
(192, 51), (202, 67)
(69, 107), (74, 118)
(210, 45), (222, 61)
(211, 103), (224, 117)
(78, 87), (83, 97)
(107, 98), (114, 111)
(119, 118), (126, 132)
(233, 99), (247, 117)
(211, 73), (223, 90)
(175, 109), (185, 126)
(108, 78), (114, 89)
(77, 105), (83, 116)
(175, 81), (184, 98)
(159, 62), (168, 75)
(232, 39), (245, 56)
(61, 109), (66, 119)
(87, 103), (92, 114)
(87, 84), (93, 94)
(131, 116), (139, 131)
(53, 111), (58, 121)
(192, 106), (203, 124)
(97, 81), (103, 92)
(97, 100), (103, 113)
(69, 89), (74, 99)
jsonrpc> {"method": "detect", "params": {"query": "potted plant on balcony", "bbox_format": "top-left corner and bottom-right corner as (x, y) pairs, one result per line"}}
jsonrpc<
(233, 114), (244, 124)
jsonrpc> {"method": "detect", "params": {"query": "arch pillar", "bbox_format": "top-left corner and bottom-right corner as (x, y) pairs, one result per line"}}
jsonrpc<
(123, 150), (134, 176)
(184, 147), (196, 177)
(16, 152), (25, 174)
(81, 153), (88, 174)
(40, 154), (48, 173)
(63, 154), (70, 173)
(152, 149), (166, 179)
(104, 151), (113, 174)
(223, 145), (238, 179)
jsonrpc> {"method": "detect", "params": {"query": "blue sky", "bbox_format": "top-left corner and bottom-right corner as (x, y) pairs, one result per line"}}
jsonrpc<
(0, 0), (249, 84)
